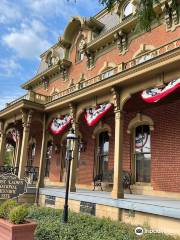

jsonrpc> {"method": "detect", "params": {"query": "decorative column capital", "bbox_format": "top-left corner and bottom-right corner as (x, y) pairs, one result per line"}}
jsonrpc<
(111, 87), (120, 111)
(114, 109), (124, 120)
(21, 109), (33, 129)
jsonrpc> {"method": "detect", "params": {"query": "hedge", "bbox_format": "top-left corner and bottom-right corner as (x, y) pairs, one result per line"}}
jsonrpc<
(27, 206), (180, 240)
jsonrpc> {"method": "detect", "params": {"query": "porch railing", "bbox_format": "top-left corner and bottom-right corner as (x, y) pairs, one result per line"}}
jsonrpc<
(0, 166), (19, 175)
(24, 166), (39, 184)
(5, 91), (48, 108)
(48, 38), (179, 103)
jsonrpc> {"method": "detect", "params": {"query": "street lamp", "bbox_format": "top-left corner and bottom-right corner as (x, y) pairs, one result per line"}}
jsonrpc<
(62, 128), (77, 223)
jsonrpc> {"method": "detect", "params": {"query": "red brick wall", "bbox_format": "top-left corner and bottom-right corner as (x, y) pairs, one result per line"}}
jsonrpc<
(29, 121), (42, 168)
(34, 24), (180, 96)
(123, 98), (180, 193)
(46, 97), (180, 193)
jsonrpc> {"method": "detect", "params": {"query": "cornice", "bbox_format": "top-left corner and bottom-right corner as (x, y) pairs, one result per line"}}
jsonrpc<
(44, 47), (180, 112)
(0, 100), (44, 119)
(21, 58), (72, 90)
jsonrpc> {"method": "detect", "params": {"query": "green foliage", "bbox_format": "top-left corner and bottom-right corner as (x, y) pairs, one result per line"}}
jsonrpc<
(0, 199), (18, 219)
(8, 205), (28, 224)
(98, 0), (116, 10)
(27, 206), (178, 240)
(4, 150), (14, 167)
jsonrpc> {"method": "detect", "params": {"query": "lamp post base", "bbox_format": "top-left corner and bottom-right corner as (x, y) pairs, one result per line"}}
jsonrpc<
(62, 205), (68, 223)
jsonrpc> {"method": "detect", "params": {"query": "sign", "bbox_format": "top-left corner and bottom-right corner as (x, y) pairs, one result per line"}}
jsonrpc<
(85, 103), (113, 127)
(141, 78), (180, 103)
(0, 173), (26, 199)
(49, 115), (72, 135)
(45, 195), (56, 205)
(80, 201), (96, 215)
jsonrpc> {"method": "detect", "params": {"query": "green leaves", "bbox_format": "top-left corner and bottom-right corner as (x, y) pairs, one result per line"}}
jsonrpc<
(27, 206), (177, 240)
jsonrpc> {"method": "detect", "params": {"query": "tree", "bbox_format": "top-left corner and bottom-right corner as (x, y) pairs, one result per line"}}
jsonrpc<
(99, 0), (179, 31)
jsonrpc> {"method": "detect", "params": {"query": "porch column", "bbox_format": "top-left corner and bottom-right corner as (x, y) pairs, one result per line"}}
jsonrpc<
(111, 109), (124, 199)
(69, 104), (78, 192)
(18, 110), (33, 179)
(35, 114), (48, 204)
(0, 121), (6, 166)
(39, 114), (48, 188)
(14, 131), (22, 168)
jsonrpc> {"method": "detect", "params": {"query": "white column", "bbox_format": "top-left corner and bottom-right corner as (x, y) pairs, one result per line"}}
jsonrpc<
(111, 109), (124, 199)
(18, 110), (33, 179)
(0, 121), (6, 166)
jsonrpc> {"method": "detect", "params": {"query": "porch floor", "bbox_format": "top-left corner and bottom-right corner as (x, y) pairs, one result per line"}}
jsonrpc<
(39, 187), (180, 220)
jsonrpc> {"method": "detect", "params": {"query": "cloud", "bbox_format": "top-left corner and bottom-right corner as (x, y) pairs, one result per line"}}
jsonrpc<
(2, 20), (51, 60)
(27, 0), (79, 20)
(0, 90), (26, 110)
(0, 0), (22, 24)
(0, 58), (22, 77)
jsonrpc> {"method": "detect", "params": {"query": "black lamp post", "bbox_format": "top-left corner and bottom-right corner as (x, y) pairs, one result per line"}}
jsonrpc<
(62, 128), (77, 223)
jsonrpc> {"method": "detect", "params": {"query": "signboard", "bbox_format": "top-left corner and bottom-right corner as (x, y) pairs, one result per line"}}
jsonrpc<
(0, 173), (26, 199)
(80, 201), (96, 215)
(45, 195), (56, 205)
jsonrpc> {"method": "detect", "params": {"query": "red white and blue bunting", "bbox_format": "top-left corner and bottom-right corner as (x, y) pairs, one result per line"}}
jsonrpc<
(85, 103), (113, 127)
(49, 115), (72, 135)
(141, 78), (180, 103)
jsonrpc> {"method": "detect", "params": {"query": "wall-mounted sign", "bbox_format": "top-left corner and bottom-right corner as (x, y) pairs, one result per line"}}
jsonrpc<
(45, 195), (56, 205)
(49, 115), (72, 135)
(85, 103), (113, 127)
(141, 78), (180, 103)
(0, 173), (26, 199)
(80, 201), (96, 215)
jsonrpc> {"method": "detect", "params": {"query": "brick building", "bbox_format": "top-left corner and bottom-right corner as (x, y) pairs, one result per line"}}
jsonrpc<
(0, 0), (180, 235)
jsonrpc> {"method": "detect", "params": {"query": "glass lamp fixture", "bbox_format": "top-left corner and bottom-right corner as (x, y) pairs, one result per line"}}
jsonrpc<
(66, 128), (77, 152)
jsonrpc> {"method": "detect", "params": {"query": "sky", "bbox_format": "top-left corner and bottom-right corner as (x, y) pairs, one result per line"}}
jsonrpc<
(0, 0), (103, 109)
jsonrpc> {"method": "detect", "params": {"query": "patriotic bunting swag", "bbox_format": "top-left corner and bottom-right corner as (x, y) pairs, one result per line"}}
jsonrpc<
(49, 115), (72, 135)
(141, 78), (180, 103)
(135, 132), (148, 149)
(85, 103), (113, 127)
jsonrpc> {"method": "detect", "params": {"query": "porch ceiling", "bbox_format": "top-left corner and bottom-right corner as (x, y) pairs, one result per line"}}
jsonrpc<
(124, 88), (180, 113)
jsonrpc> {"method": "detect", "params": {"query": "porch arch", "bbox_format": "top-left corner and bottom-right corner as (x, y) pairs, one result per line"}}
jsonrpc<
(127, 113), (154, 134)
(92, 121), (112, 139)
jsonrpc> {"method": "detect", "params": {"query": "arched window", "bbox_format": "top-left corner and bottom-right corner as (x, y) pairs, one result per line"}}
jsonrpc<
(45, 140), (53, 177)
(123, 2), (133, 18)
(76, 38), (85, 62)
(134, 125), (151, 183)
(94, 131), (112, 182)
(46, 52), (53, 68)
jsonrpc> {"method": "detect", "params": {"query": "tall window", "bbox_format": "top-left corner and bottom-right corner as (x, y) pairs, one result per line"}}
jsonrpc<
(96, 131), (110, 180)
(123, 2), (133, 18)
(76, 38), (85, 62)
(134, 125), (151, 183)
(28, 142), (36, 166)
(45, 141), (53, 177)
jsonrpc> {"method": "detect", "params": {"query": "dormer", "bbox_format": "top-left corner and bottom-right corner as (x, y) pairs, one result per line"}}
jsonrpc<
(21, 44), (71, 90)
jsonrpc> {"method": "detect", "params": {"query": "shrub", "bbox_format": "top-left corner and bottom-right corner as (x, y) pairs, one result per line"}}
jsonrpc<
(27, 206), (178, 240)
(0, 199), (18, 219)
(8, 204), (28, 224)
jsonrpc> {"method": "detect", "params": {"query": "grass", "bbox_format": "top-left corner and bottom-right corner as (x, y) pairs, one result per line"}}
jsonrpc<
(27, 206), (180, 240)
